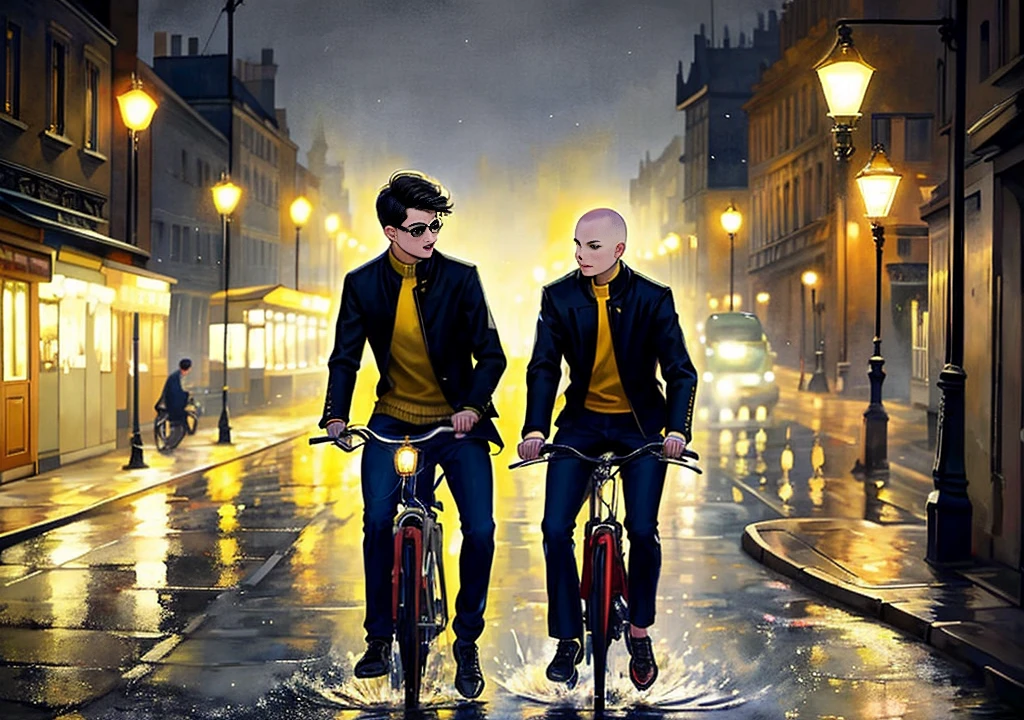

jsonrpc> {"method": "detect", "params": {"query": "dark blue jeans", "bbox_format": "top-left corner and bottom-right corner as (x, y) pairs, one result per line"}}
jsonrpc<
(542, 410), (667, 640)
(360, 414), (496, 643)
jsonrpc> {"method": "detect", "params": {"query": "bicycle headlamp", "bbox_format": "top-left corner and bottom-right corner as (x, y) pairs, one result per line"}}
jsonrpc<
(394, 440), (419, 476)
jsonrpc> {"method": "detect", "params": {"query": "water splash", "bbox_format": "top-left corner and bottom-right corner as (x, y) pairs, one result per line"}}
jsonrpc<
(286, 645), (462, 711)
(495, 631), (765, 712)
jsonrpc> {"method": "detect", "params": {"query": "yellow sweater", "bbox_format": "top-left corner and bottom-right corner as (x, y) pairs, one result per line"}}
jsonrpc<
(374, 252), (453, 424)
(584, 263), (632, 414)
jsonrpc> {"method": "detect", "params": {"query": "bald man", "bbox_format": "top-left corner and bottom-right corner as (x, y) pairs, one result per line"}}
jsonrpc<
(519, 208), (698, 691)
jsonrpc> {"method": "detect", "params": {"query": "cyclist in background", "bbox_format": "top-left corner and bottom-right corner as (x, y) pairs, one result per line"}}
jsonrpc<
(156, 358), (192, 425)
(319, 171), (506, 699)
(518, 208), (698, 691)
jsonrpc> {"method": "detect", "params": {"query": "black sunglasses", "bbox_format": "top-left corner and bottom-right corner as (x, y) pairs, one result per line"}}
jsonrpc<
(396, 218), (443, 238)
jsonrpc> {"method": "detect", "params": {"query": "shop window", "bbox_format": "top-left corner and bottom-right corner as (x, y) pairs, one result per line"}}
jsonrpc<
(2, 280), (28, 380)
(208, 323), (245, 368)
(94, 302), (111, 372)
(248, 327), (266, 368)
(60, 295), (87, 371)
(40, 301), (59, 373)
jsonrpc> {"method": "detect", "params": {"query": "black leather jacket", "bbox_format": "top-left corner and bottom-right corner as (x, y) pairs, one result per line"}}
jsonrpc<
(522, 263), (698, 441)
(320, 249), (507, 448)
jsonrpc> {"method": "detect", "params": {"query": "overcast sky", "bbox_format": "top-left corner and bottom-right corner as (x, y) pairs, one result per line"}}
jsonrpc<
(139, 0), (780, 195)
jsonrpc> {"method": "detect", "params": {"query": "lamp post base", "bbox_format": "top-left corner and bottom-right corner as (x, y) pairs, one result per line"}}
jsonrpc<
(122, 431), (148, 470)
(927, 363), (972, 566)
(218, 400), (232, 445)
(862, 355), (888, 477)
(807, 350), (829, 393)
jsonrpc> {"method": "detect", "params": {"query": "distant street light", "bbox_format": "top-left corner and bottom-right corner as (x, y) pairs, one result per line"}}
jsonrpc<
(325, 213), (341, 237)
(855, 144), (901, 477)
(720, 202), (742, 312)
(290, 196), (313, 291)
(803, 268), (829, 394)
(799, 271), (818, 392)
(118, 74), (158, 471)
(212, 174), (242, 445)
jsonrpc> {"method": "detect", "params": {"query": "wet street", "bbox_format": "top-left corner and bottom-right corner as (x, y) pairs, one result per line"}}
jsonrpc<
(0, 374), (1018, 719)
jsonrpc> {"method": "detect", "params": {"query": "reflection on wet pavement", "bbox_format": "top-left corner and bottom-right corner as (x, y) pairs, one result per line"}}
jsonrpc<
(0, 380), (1018, 719)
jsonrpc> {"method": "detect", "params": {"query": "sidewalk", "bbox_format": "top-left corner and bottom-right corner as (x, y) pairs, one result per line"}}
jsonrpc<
(0, 402), (320, 548)
(743, 367), (1024, 710)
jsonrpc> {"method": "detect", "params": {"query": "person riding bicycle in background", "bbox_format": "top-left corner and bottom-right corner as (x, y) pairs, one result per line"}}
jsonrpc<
(319, 171), (506, 699)
(156, 358), (192, 424)
(517, 208), (698, 692)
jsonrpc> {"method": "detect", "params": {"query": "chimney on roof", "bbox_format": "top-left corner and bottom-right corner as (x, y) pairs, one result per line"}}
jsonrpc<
(723, 25), (731, 48)
(154, 31), (168, 57)
(188, 36), (199, 55)
(170, 34), (182, 56)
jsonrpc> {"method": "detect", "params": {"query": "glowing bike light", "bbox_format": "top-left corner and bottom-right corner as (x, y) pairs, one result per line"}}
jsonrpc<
(394, 441), (419, 476)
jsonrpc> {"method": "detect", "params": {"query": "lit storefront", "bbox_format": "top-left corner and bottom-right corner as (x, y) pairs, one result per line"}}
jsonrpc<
(102, 262), (174, 436)
(209, 285), (332, 407)
(0, 216), (53, 482)
(37, 250), (119, 469)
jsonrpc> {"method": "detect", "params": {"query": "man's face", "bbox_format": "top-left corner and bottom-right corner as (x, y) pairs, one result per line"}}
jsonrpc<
(181, 367), (191, 377)
(387, 208), (442, 260)
(574, 218), (624, 277)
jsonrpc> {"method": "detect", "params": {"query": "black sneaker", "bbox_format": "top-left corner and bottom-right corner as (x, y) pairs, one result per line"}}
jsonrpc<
(453, 638), (485, 699)
(546, 639), (583, 685)
(626, 635), (658, 691)
(353, 638), (391, 679)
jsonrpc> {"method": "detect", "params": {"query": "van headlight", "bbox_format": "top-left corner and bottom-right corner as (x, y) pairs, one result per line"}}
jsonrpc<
(763, 370), (775, 383)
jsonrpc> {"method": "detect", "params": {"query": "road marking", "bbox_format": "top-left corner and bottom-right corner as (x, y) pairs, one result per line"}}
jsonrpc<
(243, 551), (285, 587)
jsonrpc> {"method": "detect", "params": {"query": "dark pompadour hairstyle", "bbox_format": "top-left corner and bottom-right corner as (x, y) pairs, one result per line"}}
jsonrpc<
(179, 358), (193, 371)
(375, 171), (454, 229)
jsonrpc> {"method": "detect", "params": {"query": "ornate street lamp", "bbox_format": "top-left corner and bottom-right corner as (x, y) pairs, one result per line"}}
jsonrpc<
(117, 74), (158, 471)
(855, 144), (901, 477)
(290, 196), (312, 291)
(814, 26), (874, 161)
(212, 174), (242, 444)
(720, 203), (742, 312)
(815, 6), (970, 564)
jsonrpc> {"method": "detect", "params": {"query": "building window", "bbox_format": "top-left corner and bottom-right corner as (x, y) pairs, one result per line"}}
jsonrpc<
(871, 115), (892, 151)
(905, 115), (933, 162)
(85, 61), (99, 150)
(196, 158), (204, 188)
(3, 22), (20, 118)
(999, 0), (1011, 66)
(171, 224), (181, 261)
(180, 149), (188, 183)
(48, 38), (66, 135)
(152, 221), (166, 260)
(981, 21), (991, 79)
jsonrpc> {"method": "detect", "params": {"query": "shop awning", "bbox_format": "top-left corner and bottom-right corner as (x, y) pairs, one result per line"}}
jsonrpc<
(210, 284), (332, 315)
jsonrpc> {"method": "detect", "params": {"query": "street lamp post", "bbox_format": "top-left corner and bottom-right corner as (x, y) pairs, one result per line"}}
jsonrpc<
(720, 203), (742, 312)
(290, 196), (312, 291)
(799, 271), (817, 391)
(116, 74), (158, 471)
(212, 175), (242, 444)
(815, 4), (971, 564)
(855, 144), (902, 477)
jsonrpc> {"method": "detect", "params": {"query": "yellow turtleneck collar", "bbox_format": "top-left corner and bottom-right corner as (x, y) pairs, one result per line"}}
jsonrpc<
(591, 261), (621, 295)
(388, 249), (418, 279)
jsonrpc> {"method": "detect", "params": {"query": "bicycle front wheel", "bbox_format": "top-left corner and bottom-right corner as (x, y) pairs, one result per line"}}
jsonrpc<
(588, 540), (610, 712)
(154, 414), (184, 452)
(397, 538), (423, 708)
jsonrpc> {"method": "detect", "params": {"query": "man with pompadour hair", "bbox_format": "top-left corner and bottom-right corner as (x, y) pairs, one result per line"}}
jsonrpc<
(320, 170), (506, 699)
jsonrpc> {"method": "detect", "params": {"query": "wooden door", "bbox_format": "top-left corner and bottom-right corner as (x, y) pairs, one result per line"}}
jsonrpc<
(1, 280), (32, 472)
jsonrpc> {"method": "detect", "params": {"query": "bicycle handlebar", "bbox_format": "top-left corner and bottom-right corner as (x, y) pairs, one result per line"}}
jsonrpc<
(508, 441), (702, 474)
(309, 424), (455, 449)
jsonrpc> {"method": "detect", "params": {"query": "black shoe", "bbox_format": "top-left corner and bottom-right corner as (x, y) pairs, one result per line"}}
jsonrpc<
(627, 634), (658, 691)
(546, 639), (583, 685)
(354, 638), (391, 679)
(453, 639), (485, 699)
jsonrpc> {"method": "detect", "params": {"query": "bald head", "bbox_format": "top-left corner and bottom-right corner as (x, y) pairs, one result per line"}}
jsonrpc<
(575, 208), (627, 245)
